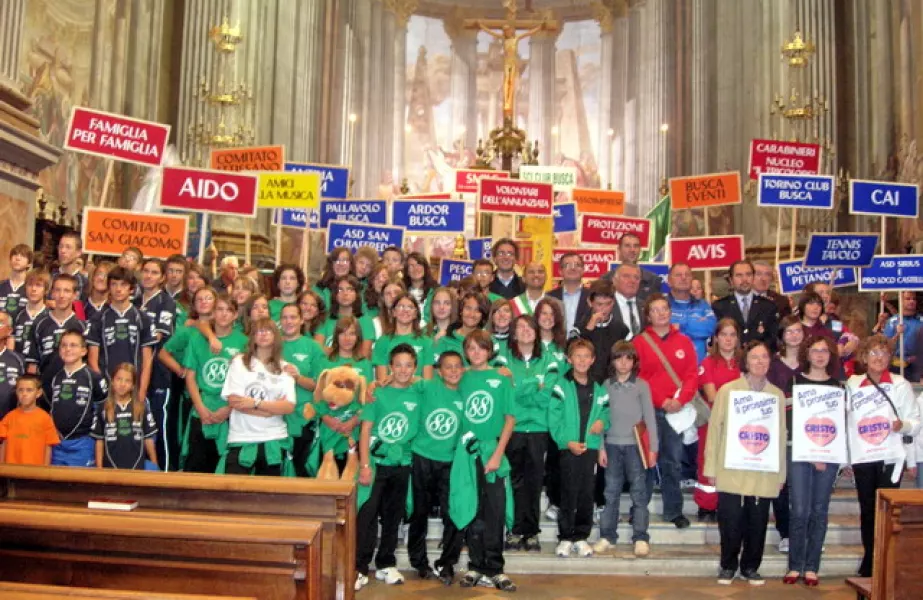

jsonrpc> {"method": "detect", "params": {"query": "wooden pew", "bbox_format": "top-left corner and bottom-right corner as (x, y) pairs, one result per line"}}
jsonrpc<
(0, 466), (355, 600)
(867, 488), (923, 600)
(845, 577), (871, 600)
(0, 582), (256, 600)
(0, 503), (321, 600)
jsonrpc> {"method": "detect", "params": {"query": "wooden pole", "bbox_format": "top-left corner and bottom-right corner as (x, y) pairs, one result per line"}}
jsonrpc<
(899, 291), (905, 378)
(789, 208), (798, 259)
(704, 208), (712, 299)
(244, 219), (252, 266)
(774, 207), (782, 266)
(197, 214), (210, 264)
(301, 228), (310, 279)
(880, 217), (887, 317)
(274, 210), (283, 266)
(98, 160), (115, 208)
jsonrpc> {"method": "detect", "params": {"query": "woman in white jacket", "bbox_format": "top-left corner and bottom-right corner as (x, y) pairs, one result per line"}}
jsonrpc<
(846, 334), (921, 577)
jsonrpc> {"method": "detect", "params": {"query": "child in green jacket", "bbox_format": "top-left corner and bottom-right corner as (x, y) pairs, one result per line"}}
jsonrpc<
(548, 338), (610, 559)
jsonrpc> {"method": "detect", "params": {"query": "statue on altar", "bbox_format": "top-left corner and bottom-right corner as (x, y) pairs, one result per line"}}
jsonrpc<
(476, 22), (545, 115)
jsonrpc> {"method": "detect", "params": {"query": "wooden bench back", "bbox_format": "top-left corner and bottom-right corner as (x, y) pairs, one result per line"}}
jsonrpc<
(0, 581), (256, 599)
(875, 489), (923, 600)
(0, 466), (355, 600)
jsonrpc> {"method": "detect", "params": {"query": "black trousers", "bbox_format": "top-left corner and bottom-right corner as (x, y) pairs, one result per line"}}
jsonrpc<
(224, 444), (282, 477)
(291, 422), (316, 478)
(165, 375), (186, 471)
(183, 416), (221, 474)
(558, 448), (598, 542)
(407, 454), (462, 573)
(356, 464), (411, 576)
(853, 461), (901, 577)
(773, 481), (790, 538)
(466, 458), (506, 577)
(505, 432), (547, 537)
(717, 492), (771, 574)
(544, 444), (560, 508)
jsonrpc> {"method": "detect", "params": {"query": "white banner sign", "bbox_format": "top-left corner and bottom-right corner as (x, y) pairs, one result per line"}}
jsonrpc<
(792, 384), (848, 464)
(847, 385), (904, 465)
(724, 391), (781, 473)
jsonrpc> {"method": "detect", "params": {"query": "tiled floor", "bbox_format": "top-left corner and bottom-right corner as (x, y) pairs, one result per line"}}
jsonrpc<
(359, 574), (856, 599)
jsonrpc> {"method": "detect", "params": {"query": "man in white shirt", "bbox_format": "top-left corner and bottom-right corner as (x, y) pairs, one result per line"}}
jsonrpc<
(547, 252), (589, 338)
(511, 262), (547, 317)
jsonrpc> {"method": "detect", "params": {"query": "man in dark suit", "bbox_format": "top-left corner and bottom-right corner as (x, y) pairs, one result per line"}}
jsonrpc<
(753, 260), (792, 319)
(547, 251), (590, 338)
(712, 260), (780, 350)
(610, 263), (646, 340)
(488, 238), (526, 300)
(602, 233), (662, 307)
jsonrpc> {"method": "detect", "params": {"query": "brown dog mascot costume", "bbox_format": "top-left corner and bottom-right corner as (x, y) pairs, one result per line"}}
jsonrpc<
(309, 365), (368, 481)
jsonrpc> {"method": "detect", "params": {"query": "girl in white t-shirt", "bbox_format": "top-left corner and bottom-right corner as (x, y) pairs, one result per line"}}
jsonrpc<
(220, 317), (296, 476)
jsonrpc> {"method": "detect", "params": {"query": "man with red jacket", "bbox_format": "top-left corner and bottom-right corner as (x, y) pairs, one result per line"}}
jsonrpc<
(631, 292), (697, 529)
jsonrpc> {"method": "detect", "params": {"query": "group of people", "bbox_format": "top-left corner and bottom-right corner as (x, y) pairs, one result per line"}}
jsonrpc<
(0, 230), (919, 592)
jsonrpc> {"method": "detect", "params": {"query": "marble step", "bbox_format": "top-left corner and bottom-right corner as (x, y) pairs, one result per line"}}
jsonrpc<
(393, 542), (864, 577)
(416, 513), (861, 545)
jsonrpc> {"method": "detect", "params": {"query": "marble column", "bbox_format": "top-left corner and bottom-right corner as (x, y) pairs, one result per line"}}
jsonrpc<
(445, 16), (478, 152)
(0, 0), (24, 88)
(393, 20), (408, 186)
(528, 30), (557, 165)
(688, 0), (714, 174)
(596, 3), (629, 191)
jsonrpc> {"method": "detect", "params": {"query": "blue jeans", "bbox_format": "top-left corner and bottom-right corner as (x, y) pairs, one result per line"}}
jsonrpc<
(649, 409), (684, 520)
(599, 443), (651, 543)
(788, 461), (838, 573)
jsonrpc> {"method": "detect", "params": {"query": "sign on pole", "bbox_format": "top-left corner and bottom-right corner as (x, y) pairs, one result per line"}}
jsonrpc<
(803, 233), (879, 268)
(478, 178), (553, 217)
(518, 165), (578, 191)
(849, 180), (920, 219)
(159, 166), (258, 217)
(256, 172), (321, 209)
(438, 259), (474, 286)
(467, 237), (493, 260)
(210, 145), (285, 171)
(668, 235), (745, 271)
(858, 255), (923, 292)
(455, 169), (510, 194)
(283, 161), (349, 198)
(391, 200), (466, 235)
(669, 172), (742, 210)
(776, 259), (857, 295)
(572, 188), (625, 215)
(757, 173), (835, 209)
(748, 139), (822, 180)
(580, 214), (651, 247)
(550, 247), (617, 279)
(318, 199), (388, 228)
(326, 221), (405, 254)
(553, 202), (578, 234)
(64, 107), (171, 167)
(82, 207), (188, 259)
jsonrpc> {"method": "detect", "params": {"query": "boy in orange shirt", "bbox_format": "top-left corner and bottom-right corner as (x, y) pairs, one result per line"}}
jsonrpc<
(0, 374), (59, 465)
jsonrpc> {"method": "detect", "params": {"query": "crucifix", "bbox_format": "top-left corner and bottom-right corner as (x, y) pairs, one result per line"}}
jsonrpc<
(464, 1), (558, 121)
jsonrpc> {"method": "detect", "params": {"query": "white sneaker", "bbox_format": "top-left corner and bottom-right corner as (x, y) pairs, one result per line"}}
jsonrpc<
(593, 506), (602, 524)
(592, 538), (614, 554)
(355, 573), (369, 591)
(574, 540), (593, 557)
(375, 567), (404, 585)
(633, 540), (650, 557)
(555, 540), (574, 557)
(545, 505), (559, 521)
(777, 537), (789, 553)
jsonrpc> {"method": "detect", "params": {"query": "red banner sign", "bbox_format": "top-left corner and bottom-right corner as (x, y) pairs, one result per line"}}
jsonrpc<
(669, 235), (745, 271)
(64, 107), (171, 167)
(748, 139), (822, 180)
(580, 214), (651, 247)
(551, 247), (618, 279)
(455, 169), (509, 194)
(159, 166), (258, 217)
(478, 178), (553, 217)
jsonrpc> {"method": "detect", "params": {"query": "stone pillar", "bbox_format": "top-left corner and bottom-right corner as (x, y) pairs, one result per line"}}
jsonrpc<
(0, 0), (25, 88)
(445, 16), (478, 152)
(688, 0), (715, 174)
(389, 2), (413, 187)
(528, 30), (557, 164)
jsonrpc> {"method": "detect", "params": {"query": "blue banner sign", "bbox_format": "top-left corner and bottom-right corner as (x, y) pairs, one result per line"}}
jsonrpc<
(553, 202), (578, 233)
(284, 162), (349, 199)
(858, 255), (923, 292)
(326, 221), (404, 254)
(757, 173), (835, 209)
(275, 209), (312, 229)
(850, 180), (919, 218)
(776, 259), (857, 295)
(609, 262), (670, 293)
(391, 200), (466, 234)
(467, 237), (493, 260)
(319, 200), (387, 228)
(439, 259), (474, 286)
(804, 233), (879, 268)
